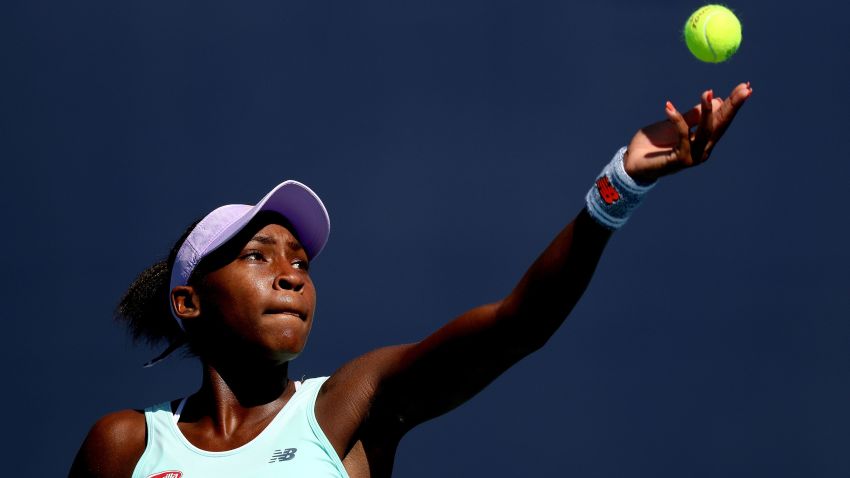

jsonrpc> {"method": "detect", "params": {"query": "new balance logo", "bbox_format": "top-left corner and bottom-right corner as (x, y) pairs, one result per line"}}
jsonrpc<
(269, 448), (298, 463)
(147, 472), (182, 478)
(596, 177), (620, 205)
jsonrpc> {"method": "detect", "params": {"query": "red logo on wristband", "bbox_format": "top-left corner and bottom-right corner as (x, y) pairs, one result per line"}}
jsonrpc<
(147, 472), (182, 478)
(596, 177), (620, 205)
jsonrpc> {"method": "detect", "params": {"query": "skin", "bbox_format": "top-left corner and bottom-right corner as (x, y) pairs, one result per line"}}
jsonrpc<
(70, 83), (752, 478)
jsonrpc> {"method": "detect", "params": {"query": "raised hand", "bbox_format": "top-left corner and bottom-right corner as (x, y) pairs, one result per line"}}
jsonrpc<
(624, 82), (753, 183)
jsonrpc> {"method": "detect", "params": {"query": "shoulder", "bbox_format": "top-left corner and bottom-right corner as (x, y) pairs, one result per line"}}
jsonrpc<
(315, 345), (416, 440)
(320, 344), (414, 403)
(69, 408), (148, 478)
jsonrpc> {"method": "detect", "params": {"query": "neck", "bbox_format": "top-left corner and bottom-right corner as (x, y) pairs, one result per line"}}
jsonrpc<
(184, 354), (294, 436)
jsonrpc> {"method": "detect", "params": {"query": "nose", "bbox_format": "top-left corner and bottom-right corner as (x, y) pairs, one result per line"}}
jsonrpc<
(275, 267), (304, 292)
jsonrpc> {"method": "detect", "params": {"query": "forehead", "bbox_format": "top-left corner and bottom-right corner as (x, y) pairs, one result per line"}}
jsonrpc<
(248, 223), (303, 250)
(240, 212), (304, 250)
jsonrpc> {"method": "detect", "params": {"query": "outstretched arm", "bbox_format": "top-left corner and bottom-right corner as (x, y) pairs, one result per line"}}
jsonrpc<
(319, 83), (753, 457)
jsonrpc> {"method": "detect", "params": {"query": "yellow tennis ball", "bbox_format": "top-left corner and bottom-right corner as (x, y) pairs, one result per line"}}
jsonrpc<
(684, 5), (742, 63)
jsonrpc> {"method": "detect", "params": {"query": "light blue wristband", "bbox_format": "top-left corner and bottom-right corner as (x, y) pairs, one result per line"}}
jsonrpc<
(585, 146), (656, 230)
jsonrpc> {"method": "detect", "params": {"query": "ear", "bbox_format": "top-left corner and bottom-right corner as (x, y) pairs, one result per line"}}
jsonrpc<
(171, 285), (201, 321)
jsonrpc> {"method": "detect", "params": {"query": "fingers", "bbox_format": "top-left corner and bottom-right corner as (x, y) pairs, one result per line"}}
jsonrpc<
(655, 83), (752, 174)
(712, 82), (753, 139)
(727, 81), (753, 109)
(681, 83), (752, 128)
(664, 100), (691, 166)
(717, 84), (747, 123)
(665, 101), (691, 138)
(691, 90), (715, 163)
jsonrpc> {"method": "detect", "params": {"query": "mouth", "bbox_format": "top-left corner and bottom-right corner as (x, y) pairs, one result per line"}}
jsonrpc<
(263, 309), (307, 321)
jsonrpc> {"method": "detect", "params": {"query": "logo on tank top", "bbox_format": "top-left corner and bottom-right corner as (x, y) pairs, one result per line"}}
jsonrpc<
(146, 472), (182, 478)
(269, 448), (298, 463)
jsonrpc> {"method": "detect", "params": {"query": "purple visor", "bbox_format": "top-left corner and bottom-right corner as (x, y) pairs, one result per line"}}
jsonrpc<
(168, 180), (330, 329)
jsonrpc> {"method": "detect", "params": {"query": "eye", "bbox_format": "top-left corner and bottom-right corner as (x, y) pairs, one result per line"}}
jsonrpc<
(292, 259), (310, 271)
(241, 250), (267, 262)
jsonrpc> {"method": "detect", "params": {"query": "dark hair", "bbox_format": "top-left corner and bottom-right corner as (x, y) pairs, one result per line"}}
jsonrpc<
(115, 219), (201, 347)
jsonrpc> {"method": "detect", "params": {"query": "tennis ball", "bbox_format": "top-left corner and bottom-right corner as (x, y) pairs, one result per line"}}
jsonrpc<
(684, 5), (742, 63)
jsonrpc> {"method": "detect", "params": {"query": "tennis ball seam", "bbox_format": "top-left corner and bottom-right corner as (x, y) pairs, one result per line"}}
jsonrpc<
(701, 9), (720, 62)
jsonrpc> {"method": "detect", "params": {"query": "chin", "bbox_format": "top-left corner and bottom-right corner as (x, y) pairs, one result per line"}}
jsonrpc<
(262, 346), (305, 365)
(263, 335), (309, 363)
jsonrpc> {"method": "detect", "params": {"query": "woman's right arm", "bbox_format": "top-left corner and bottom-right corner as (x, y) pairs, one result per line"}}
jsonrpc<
(317, 83), (752, 464)
(68, 410), (147, 478)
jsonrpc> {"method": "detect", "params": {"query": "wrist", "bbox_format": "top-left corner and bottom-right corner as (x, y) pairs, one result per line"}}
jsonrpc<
(623, 149), (659, 185)
(585, 147), (656, 230)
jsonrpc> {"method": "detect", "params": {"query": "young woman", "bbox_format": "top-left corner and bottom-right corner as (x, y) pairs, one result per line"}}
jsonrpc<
(70, 83), (752, 478)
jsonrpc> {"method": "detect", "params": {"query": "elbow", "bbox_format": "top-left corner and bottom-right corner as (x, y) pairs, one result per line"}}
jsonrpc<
(518, 330), (554, 356)
(493, 301), (560, 360)
(498, 295), (572, 356)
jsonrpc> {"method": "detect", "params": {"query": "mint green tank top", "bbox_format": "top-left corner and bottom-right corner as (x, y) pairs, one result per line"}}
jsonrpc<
(131, 377), (349, 478)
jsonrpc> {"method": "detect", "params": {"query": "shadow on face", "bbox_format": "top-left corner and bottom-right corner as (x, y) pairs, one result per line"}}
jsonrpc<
(192, 211), (301, 281)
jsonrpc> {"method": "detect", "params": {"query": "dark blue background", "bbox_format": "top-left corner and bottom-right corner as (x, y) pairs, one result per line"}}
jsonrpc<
(3, 0), (848, 476)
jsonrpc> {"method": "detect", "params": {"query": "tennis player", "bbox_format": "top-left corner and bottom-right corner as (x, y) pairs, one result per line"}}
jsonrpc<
(70, 83), (752, 478)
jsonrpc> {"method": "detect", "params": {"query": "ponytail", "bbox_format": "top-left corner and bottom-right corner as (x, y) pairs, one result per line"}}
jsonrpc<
(115, 219), (201, 347)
